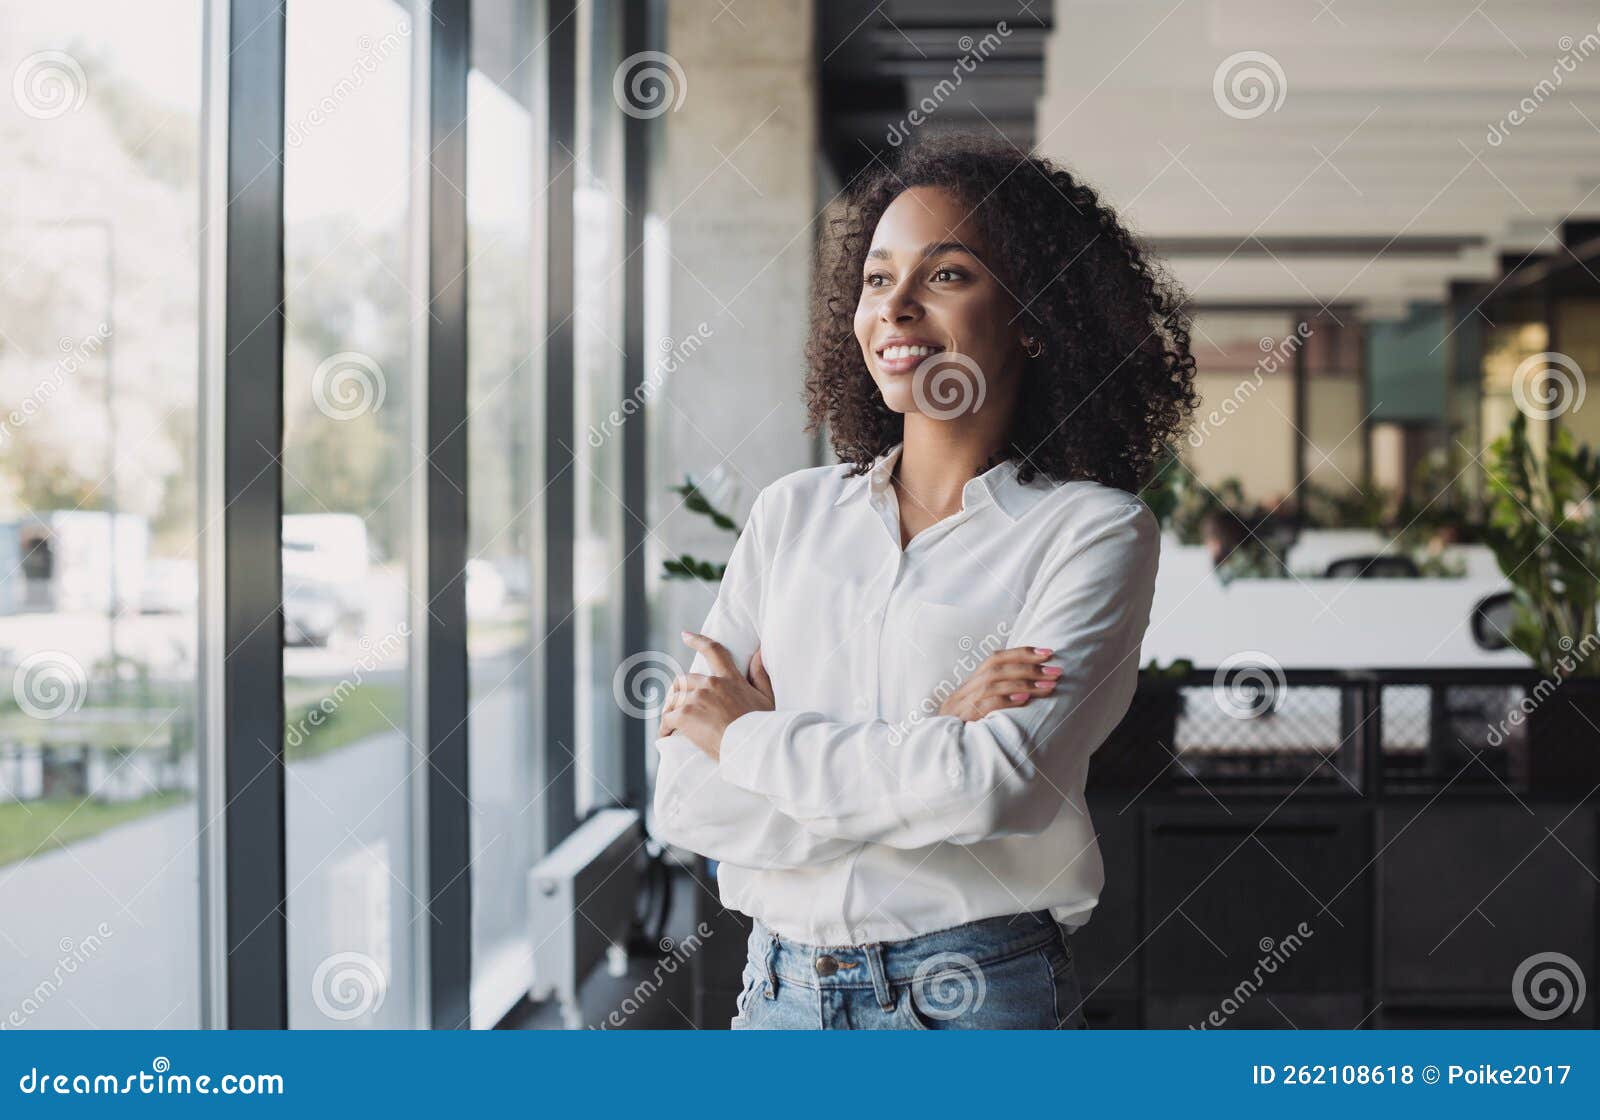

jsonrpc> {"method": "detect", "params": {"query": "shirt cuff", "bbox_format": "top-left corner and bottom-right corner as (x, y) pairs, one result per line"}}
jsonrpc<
(718, 709), (788, 795)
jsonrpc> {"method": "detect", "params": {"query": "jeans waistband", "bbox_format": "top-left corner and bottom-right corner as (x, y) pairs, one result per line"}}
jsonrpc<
(749, 910), (1064, 992)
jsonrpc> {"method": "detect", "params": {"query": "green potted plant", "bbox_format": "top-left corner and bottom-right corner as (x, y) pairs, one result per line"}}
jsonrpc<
(661, 475), (741, 583)
(1482, 410), (1600, 788)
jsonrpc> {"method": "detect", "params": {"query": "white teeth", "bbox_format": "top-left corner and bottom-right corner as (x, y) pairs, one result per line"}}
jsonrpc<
(882, 344), (938, 360)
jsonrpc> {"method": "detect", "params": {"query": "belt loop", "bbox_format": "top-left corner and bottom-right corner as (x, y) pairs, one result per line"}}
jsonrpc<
(762, 929), (779, 999)
(863, 943), (894, 1011)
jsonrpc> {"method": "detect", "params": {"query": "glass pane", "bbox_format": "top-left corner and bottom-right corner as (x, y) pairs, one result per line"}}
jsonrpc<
(1301, 312), (1365, 518)
(573, 0), (626, 817)
(0, 0), (205, 1028)
(282, 0), (419, 1029)
(1481, 318), (1550, 462)
(1555, 298), (1600, 449)
(1185, 311), (1298, 506)
(467, 0), (544, 1027)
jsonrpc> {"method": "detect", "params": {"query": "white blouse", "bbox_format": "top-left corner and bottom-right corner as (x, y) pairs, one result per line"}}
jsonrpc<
(652, 440), (1161, 945)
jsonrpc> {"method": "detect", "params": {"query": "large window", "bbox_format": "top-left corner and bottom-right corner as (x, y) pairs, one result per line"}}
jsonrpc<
(281, 0), (420, 1029)
(0, 0), (206, 1028)
(466, 0), (546, 1028)
(2, 0), (650, 1031)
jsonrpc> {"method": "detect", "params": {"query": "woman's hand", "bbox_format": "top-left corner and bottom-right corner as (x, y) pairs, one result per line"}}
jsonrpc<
(937, 646), (1062, 721)
(659, 631), (775, 760)
(747, 645), (774, 705)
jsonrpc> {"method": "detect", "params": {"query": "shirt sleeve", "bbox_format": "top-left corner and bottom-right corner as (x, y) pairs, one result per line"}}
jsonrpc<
(650, 485), (863, 871)
(716, 498), (1160, 850)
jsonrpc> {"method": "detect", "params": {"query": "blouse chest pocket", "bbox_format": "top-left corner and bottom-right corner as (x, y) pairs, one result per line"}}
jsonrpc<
(901, 599), (1017, 694)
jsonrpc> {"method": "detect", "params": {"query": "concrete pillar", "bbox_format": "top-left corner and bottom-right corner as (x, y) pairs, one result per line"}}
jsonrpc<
(646, 0), (820, 682)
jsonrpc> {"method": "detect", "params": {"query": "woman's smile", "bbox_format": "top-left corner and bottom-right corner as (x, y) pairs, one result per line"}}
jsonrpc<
(873, 337), (946, 375)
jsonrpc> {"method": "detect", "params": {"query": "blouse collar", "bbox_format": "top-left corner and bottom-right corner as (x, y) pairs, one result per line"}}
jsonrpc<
(831, 441), (1054, 522)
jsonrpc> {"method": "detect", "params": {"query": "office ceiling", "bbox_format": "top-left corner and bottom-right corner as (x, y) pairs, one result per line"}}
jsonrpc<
(817, 0), (1054, 181)
(819, 0), (1600, 317)
(1036, 0), (1600, 315)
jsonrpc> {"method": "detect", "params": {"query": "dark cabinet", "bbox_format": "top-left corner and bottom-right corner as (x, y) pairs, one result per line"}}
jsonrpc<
(1379, 803), (1596, 998)
(1141, 805), (1371, 995)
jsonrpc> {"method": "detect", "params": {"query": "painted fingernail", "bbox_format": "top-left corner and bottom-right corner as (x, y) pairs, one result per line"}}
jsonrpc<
(1034, 647), (1052, 656)
(1035, 680), (1055, 689)
(1041, 666), (1063, 676)
(1010, 692), (1029, 701)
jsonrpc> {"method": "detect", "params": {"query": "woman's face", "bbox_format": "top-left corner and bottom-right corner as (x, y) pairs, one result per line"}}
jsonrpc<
(853, 185), (1025, 419)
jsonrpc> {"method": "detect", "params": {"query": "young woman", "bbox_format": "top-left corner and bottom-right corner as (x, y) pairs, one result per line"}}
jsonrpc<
(653, 134), (1197, 1029)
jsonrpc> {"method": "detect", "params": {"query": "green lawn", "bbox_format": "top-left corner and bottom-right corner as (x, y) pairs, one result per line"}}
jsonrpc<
(0, 791), (192, 868)
(283, 680), (406, 762)
(0, 680), (407, 866)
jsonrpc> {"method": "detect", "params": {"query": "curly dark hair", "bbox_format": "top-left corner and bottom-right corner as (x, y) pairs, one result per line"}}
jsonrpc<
(804, 133), (1198, 494)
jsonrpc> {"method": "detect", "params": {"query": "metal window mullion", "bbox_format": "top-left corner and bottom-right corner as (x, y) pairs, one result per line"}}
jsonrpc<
(220, 0), (288, 1031)
(423, 0), (473, 1031)
(542, 0), (579, 851)
(619, 0), (652, 810)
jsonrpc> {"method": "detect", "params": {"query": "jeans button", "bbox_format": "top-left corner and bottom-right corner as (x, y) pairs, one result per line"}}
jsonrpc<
(814, 955), (840, 976)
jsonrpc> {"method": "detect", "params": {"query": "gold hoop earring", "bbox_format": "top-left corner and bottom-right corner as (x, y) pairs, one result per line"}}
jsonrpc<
(1022, 336), (1044, 359)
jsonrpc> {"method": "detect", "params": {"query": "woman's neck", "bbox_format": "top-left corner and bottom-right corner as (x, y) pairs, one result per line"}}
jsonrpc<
(892, 417), (1011, 521)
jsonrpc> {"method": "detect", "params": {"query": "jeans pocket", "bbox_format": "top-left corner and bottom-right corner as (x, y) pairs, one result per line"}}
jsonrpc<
(1046, 944), (1088, 1029)
(731, 958), (764, 1028)
(894, 984), (931, 1030)
(899, 949), (1056, 1029)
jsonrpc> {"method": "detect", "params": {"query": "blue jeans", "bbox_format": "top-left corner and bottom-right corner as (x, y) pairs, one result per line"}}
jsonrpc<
(729, 910), (1089, 1030)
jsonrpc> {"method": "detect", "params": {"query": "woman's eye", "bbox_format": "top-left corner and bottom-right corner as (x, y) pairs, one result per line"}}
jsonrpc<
(931, 266), (964, 282)
(863, 273), (890, 288)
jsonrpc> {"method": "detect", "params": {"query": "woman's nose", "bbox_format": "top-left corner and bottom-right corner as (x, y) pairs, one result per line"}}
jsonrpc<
(882, 290), (920, 322)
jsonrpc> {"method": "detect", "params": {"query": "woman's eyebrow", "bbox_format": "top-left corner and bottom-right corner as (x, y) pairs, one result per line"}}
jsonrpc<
(918, 239), (981, 259)
(865, 240), (981, 263)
